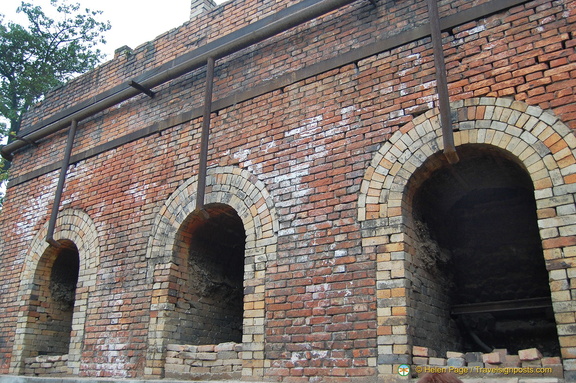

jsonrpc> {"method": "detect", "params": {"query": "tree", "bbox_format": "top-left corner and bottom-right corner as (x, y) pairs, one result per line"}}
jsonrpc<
(0, 0), (110, 205)
(1, 0), (111, 135)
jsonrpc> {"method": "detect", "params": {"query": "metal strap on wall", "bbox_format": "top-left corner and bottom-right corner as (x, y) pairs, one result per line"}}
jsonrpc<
(46, 120), (78, 247)
(427, 0), (459, 164)
(196, 57), (216, 211)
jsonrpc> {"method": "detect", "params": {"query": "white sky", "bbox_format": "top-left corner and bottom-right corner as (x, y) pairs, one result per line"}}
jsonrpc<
(2, 0), (226, 60)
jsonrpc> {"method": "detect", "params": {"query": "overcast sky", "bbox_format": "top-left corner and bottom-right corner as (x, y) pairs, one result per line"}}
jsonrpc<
(2, 0), (227, 60)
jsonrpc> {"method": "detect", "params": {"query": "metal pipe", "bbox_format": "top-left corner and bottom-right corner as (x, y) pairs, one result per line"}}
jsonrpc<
(1, 0), (361, 161)
(46, 120), (78, 247)
(427, 0), (459, 164)
(196, 57), (215, 211)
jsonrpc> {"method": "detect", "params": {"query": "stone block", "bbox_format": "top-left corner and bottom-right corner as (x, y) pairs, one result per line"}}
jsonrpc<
(541, 356), (562, 365)
(180, 352), (200, 359)
(189, 366), (211, 374)
(413, 346), (435, 357)
(165, 357), (182, 365)
(465, 352), (483, 363)
(167, 344), (187, 352)
(446, 351), (465, 359)
(482, 352), (502, 364)
(522, 360), (542, 367)
(222, 358), (243, 366)
(519, 348), (543, 361)
(184, 360), (204, 367)
(447, 357), (466, 367)
(494, 348), (508, 358)
(196, 352), (218, 361)
(217, 350), (239, 359)
(502, 355), (521, 367)
(203, 359), (224, 367)
(412, 356), (428, 365)
(165, 363), (191, 377)
(428, 357), (446, 366)
(215, 342), (237, 352)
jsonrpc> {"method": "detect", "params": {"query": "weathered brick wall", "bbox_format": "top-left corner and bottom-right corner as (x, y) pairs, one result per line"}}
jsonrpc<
(0, 0), (575, 381)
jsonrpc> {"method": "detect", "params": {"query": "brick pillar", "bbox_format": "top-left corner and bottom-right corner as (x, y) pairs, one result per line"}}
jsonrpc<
(190, 0), (216, 19)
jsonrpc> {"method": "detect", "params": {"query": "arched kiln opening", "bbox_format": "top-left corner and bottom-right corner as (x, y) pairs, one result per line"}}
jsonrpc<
(174, 203), (246, 345)
(409, 144), (559, 356)
(29, 240), (80, 356)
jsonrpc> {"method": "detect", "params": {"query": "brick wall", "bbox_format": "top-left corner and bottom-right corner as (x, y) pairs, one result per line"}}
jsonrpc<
(0, 0), (575, 381)
(164, 342), (242, 380)
(23, 355), (71, 377)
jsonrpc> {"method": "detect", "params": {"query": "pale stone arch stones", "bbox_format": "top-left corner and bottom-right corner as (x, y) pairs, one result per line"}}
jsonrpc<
(10, 208), (100, 375)
(144, 166), (279, 378)
(358, 97), (576, 375)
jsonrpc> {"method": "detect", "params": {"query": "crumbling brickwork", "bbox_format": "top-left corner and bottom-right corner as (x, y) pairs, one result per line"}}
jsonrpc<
(0, 0), (575, 381)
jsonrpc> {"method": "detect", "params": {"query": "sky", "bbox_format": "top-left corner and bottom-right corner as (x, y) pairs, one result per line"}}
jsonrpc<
(2, 0), (226, 60)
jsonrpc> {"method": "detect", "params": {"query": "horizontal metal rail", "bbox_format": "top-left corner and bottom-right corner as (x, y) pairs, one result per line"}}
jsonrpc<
(5, 0), (530, 187)
(1, 0), (361, 161)
(451, 297), (553, 315)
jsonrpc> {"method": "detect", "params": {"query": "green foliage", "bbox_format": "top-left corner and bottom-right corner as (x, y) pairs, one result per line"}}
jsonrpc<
(0, 0), (110, 206)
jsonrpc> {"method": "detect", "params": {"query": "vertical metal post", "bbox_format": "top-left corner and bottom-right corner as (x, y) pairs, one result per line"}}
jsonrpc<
(427, 0), (459, 164)
(196, 57), (215, 211)
(46, 120), (78, 247)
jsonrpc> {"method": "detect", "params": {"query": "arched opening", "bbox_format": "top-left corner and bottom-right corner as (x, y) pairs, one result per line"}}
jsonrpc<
(174, 203), (246, 345)
(409, 144), (559, 356)
(29, 240), (80, 356)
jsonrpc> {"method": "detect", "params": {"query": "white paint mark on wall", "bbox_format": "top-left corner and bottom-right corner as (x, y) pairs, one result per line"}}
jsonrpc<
(14, 175), (58, 240)
(285, 115), (323, 138)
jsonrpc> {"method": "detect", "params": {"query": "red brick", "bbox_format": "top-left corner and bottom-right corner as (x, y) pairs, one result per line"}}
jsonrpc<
(1, 0), (576, 380)
(519, 348), (543, 361)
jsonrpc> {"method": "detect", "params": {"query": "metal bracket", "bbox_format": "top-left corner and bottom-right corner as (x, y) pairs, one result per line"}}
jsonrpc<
(196, 57), (216, 211)
(129, 81), (155, 98)
(45, 120), (78, 246)
(426, 0), (459, 164)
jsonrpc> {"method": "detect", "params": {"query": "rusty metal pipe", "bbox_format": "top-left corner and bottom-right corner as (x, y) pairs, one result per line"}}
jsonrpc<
(1, 0), (362, 161)
(46, 120), (78, 247)
(196, 57), (215, 211)
(427, 0), (459, 164)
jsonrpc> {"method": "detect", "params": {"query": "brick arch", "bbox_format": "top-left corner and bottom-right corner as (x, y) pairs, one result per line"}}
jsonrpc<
(145, 166), (278, 378)
(10, 209), (100, 375)
(359, 97), (576, 377)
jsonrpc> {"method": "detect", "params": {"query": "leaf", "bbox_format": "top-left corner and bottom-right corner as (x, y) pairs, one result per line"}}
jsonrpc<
(0, 0), (111, 139)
